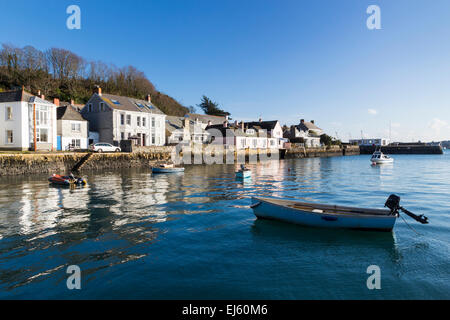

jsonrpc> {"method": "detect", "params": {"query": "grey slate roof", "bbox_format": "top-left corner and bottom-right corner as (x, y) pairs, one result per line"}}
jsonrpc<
(298, 121), (322, 132)
(0, 89), (35, 103)
(57, 105), (87, 121)
(99, 93), (165, 115)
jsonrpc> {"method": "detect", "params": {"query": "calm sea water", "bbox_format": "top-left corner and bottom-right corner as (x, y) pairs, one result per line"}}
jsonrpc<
(0, 152), (449, 299)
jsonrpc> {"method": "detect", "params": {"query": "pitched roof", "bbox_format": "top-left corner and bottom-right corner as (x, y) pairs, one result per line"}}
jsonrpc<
(298, 121), (322, 131)
(186, 113), (226, 125)
(57, 105), (87, 121)
(99, 93), (165, 115)
(0, 89), (35, 103)
(244, 120), (279, 132)
(205, 124), (247, 137)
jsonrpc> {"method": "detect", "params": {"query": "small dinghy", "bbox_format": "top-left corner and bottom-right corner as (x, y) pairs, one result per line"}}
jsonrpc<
(48, 174), (87, 186)
(250, 195), (428, 232)
(236, 165), (251, 179)
(152, 163), (185, 174)
(371, 150), (394, 164)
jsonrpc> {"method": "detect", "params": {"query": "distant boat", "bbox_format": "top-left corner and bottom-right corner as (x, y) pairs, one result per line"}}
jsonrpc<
(371, 150), (394, 164)
(48, 174), (87, 186)
(236, 166), (251, 179)
(250, 195), (428, 232)
(152, 164), (185, 174)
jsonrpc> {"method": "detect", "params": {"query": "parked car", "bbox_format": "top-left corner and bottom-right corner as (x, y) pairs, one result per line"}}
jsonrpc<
(90, 143), (121, 153)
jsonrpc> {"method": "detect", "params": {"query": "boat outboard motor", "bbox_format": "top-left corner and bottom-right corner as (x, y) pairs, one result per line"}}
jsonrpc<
(385, 194), (429, 224)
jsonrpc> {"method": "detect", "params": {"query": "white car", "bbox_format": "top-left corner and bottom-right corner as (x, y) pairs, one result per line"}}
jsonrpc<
(90, 143), (121, 153)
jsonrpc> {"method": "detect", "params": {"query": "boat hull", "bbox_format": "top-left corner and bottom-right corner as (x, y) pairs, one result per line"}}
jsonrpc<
(251, 197), (397, 232)
(236, 170), (251, 179)
(371, 158), (394, 164)
(152, 167), (185, 174)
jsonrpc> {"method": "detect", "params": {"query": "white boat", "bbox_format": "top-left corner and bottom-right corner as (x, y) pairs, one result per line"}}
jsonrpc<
(371, 151), (394, 164)
(152, 164), (185, 174)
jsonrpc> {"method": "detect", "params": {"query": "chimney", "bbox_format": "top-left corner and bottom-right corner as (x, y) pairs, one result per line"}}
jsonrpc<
(311, 120), (315, 124)
(40, 93), (45, 100)
(234, 120), (238, 127)
(94, 85), (102, 96)
(259, 118), (262, 123)
(207, 120), (212, 127)
(37, 90), (41, 96)
(225, 115), (229, 122)
(223, 121), (228, 128)
(241, 121), (244, 130)
(70, 99), (75, 106)
(53, 98), (60, 107)
(300, 119), (305, 124)
(146, 94), (151, 103)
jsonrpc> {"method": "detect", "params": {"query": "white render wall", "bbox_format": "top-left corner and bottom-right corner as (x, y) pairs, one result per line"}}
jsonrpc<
(0, 101), (29, 150)
(113, 110), (166, 146)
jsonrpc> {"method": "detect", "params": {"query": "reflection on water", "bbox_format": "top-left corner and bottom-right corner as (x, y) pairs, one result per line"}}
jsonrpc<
(0, 155), (449, 299)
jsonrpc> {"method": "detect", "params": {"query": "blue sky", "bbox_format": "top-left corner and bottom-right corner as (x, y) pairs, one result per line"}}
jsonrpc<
(1, 0), (450, 141)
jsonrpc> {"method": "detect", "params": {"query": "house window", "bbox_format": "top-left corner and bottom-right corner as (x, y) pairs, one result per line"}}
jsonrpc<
(137, 117), (141, 127)
(126, 115), (131, 125)
(120, 114), (125, 125)
(37, 128), (48, 143)
(71, 139), (81, 148)
(88, 104), (92, 112)
(142, 117), (146, 127)
(71, 123), (81, 132)
(151, 117), (155, 127)
(6, 107), (12, 120)
(36, 105), (49, 126)
(252, 139), (257, 148)
(100, 103), (105, 111)
(152, 134), (155, 144)
(6, 130), (13, 144)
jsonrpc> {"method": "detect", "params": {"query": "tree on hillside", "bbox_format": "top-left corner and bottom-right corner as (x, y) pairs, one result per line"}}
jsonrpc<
(0, 43), (190, 116)
(197, 95), (230, 117)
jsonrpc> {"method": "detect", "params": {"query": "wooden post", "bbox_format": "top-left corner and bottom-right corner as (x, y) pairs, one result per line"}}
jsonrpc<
(33, 103), (37, 152)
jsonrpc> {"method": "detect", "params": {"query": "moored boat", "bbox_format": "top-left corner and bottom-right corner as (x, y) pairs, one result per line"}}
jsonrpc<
(152, 164), (185, 174)
(48, 174), (87, 186)
(371, 150), (394, 164)
(250, 195), (428, 232)
(236, 165), (251, 179)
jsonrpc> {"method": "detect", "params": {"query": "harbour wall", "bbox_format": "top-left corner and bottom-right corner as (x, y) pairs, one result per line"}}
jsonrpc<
(359, 145), (443, 155)
(0, 145), (360, 176)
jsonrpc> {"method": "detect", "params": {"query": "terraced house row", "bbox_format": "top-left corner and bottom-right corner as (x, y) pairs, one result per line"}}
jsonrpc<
(0, 86), (323, 151)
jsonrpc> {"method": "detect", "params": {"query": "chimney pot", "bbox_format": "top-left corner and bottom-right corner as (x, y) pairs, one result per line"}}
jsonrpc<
(37, 90), (41, 96)
(146, 94), (151, 103)
(53, 98), (60, 107)
(300, 119), (305, 124)
(223, 121), (228, 128)
(241, 121), (244, 130)
(259, 118), (262, 122)
(311, 120), (315, 124)
(207, 120), (212, 126)
(70, 99), (75, 106)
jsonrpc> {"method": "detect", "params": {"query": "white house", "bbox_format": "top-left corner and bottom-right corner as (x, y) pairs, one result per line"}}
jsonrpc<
(56, 101), (89, 150)
(81, 87), (166, 146)
(166, 113), (226, 145)
(0, 89), (58, 151)
(285, 119), (324, 147)
(206, 119), (285, 150)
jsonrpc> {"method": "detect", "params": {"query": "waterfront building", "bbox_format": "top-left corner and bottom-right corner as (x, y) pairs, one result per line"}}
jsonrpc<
(284, 119), (323, 147)
(349, 138), (390, 146)
(206, 119), (285, 150)
(56, 100), (89, 151)
(0, 89), (58, 151)
(81, 86), (166, 146)
(166, 113), (226, 145)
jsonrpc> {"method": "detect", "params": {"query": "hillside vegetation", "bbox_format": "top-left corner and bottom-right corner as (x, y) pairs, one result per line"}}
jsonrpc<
(0, 43), (189, 116)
